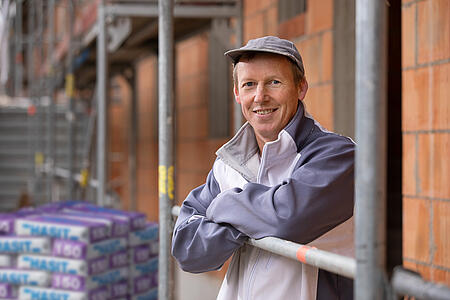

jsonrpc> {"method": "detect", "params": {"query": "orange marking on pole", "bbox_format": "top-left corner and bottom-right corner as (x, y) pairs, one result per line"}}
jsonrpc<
(296, 246), (310, 263)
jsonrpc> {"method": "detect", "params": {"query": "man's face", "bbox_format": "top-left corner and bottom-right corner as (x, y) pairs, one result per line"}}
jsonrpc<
(234, 53), (307, 149)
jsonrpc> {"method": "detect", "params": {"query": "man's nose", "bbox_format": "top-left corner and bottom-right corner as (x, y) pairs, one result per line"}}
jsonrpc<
(254, 84), (266, 103)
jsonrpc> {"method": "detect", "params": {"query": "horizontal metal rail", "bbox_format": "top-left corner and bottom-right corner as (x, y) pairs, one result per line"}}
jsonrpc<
(171, 205), (356, 279)
(392, 266), (450, 300)
(51, 166), (99, 188)
(106, 4), (239, 18)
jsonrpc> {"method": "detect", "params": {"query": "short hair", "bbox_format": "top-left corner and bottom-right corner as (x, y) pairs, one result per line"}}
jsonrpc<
(232, 52), (305, 88)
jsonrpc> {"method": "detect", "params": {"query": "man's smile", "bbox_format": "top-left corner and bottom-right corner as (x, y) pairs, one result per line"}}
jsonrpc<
(253, 108), (278, 115)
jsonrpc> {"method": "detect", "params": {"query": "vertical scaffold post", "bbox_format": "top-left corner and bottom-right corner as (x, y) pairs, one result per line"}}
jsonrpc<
(97, 0), (107, 206)
(14, 0), (23, 96)
(233, 0), (243, 133)
(129, 67), (137, 212)
(158, 0), (174, 299)
(67, 0), (75, 200)
(355, 0), (388, 299)
(47, 0), (56, 202)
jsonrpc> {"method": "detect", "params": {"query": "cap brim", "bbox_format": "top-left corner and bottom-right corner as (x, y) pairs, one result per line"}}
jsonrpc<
(224, 48), (298, 65)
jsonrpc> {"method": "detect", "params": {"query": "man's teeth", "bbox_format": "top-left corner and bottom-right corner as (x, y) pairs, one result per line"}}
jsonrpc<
(255, 109), (275, 115)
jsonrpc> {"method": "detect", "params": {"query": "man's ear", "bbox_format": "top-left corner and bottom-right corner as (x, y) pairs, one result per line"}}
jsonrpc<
(298, 80), (308, 101)
(234, 85), (241, 104)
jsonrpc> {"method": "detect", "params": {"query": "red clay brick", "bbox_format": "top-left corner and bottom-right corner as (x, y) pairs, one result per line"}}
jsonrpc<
(418, 133), (450, 199)
(403, 260), (432, 281)
(176, 34), (209, 77)
(244, 14), (265, 42)
(306, 0), (333, 34)
(402, 64), (450, 131)
(137, 142), (158, 168)
(402, 3), (416, 68)
(431, 268), (450, 285)
(402, 68), (431, 131)
(176, 74), (209, 108)
(176, 172), (209, 205)
(177, 141), (219, 173)
(432, 201), (450, 268)
(303, 84), (334, 131)
(402, 134), (416, 195)
(244, 0), (275, 17)
(137, 168), (158, 221)
(264, 5), (279, 37)
(296, 35), (322, 84)
(431, 63), (450, 130)
(278, 13), (306, 40)
(417, 0), (450, 64)
(322, 31), (333, 83)
(176, 106), (208, 140)
(403, 197), (430, 262)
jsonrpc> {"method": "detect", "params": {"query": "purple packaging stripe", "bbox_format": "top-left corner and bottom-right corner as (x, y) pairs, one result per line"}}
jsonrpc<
(52, 273), (91, 291)
(132, 275), (153, 295)
(88, 256), (110, 276)
(132, 245), (150, 264)
(0, 216), (15, 236)
(52, 239), (87, 259)
(110, 250), (128, 269)
(71, 204), (146, 231)
(42, 212), (112, 239)
(89, 286), (109, 300)
(0, 283), (13, 298)
(63, 209), (130, 238)
(110, 280), (128, 298)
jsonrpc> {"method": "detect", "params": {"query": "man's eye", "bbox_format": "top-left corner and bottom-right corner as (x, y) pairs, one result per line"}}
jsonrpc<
(271, 80), (281, 85)
(243, 82), (254, 87)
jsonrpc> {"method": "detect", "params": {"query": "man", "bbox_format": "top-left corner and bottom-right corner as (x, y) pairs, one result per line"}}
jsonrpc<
(172, 36), (355, 300)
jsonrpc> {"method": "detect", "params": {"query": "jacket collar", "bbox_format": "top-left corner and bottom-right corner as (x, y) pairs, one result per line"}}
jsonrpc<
(216, 100), (314, 181)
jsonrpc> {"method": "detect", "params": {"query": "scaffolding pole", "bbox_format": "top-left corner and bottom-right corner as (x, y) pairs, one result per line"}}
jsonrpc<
(355, 0), (387, 299)
(46, 0), (56, 202)
(158, 0), (175, 299)
(14, 0), (23, 96)
(96, 0), (107, 206)
(392, 267), (450, 299)
(128, 67), (137, 212)
(26, 0), (35, 203)
(36, 0), (44, 202)
(233, 0), (243, 133)
(67, 0), (76, 200)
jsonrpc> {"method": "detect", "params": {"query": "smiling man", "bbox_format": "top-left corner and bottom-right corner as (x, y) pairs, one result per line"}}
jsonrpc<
(172, 36), (355, 300)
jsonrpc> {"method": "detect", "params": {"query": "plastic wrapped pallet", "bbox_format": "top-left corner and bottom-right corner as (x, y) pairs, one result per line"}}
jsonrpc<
(0, 201), (158, 299)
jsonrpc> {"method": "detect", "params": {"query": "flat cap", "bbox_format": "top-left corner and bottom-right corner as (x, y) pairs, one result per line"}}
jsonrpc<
(224, 36), (304, 74)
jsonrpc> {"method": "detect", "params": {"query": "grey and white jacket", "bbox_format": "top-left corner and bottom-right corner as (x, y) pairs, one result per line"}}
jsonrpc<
(172, 101), (355, 300)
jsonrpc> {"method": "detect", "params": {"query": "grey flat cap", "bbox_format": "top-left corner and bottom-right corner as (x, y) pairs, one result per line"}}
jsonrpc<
(224, 36), (304, 74)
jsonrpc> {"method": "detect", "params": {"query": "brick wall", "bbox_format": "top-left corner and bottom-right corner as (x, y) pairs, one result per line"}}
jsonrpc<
(401, 0), (449, 284)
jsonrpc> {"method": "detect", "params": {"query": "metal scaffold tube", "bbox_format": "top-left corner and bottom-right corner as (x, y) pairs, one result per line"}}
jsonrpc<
(158, 0), (175, 299)
(67, 0), (75, 200)
(14, 0), (23, 96)
(355, 0), (388, 299)
(233, 0), (243, 133)
(97, 0), (107, 206)
(47, 0), (56, 202)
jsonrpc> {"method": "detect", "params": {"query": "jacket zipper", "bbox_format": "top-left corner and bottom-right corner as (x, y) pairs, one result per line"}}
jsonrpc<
(245, 148), (266, 300)
(245, 248), (262, 300)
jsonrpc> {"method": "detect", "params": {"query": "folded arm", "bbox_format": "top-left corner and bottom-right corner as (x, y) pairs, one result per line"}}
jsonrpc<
(171, 170), (247, 273)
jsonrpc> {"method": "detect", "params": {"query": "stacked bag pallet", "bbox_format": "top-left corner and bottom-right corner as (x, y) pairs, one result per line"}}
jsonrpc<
(0, 201), (159, 300)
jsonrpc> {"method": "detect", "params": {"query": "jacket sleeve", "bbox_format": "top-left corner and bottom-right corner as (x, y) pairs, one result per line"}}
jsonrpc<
(171, 169), (247, 273)
(206, 136), (354, 245)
